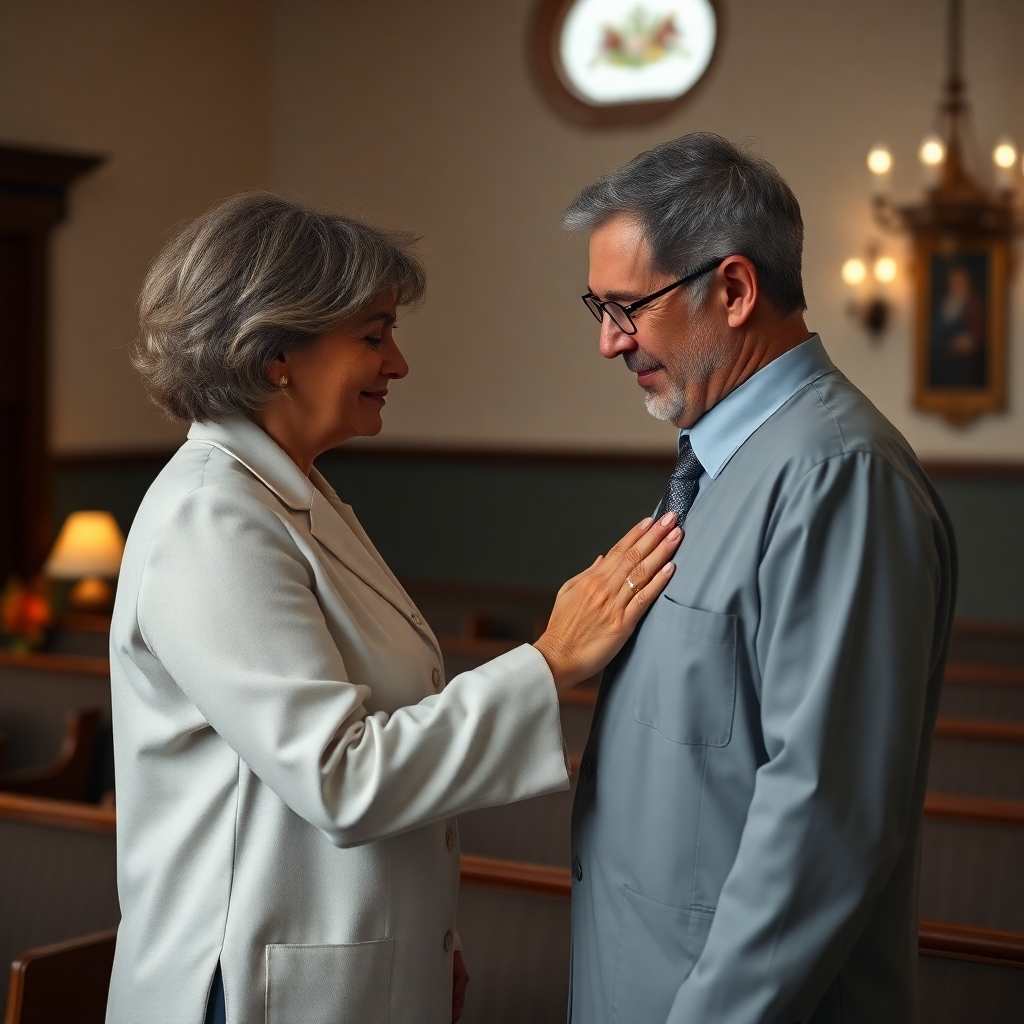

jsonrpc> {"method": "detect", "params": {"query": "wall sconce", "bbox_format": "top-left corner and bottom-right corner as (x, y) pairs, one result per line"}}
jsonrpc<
(842, 245), (897, 339)
(846, 0), (1022, 425)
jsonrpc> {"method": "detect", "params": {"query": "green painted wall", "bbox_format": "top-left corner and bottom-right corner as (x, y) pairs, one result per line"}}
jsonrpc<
(54, 453), (1024, 621)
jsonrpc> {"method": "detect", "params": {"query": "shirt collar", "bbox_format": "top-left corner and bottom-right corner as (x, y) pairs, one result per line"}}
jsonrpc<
(685, 334), (835, 479)
(187, 414), (316, 510)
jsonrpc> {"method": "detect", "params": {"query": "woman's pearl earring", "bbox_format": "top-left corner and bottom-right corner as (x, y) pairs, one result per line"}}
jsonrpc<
(279, 376), (289, 387)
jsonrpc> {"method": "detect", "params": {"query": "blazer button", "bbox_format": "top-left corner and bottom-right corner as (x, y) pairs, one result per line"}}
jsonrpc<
(573, 855), (583, 882)
(431, 667), (442, 691)
(443, 929), (454, 952)
(580, 756), (594, 781)
(411, 613), (423, 626)
(445, 824), (456, 851)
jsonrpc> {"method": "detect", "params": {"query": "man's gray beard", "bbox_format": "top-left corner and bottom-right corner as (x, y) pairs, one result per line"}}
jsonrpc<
(643, 377), (687, 422)
(627, 317), (724, 423)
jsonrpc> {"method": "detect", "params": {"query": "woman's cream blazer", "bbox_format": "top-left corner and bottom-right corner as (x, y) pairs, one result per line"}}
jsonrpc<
(105, 415), (569, 1024)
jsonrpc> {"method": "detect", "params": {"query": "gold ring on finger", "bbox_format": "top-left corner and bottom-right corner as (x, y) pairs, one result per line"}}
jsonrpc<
(624, 577), (637, 594)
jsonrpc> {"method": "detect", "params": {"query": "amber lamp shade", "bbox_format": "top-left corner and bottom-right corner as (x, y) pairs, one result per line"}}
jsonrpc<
(44, 511), (125, 613)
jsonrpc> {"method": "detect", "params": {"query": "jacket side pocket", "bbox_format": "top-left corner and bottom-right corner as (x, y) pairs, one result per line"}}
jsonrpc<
(265, 938), (393, 1024)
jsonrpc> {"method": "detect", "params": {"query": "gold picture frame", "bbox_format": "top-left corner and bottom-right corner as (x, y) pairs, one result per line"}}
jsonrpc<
(913, 234), (1008, 426)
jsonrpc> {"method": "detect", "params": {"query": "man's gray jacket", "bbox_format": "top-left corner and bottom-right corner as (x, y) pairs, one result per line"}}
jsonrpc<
(569, 342), (957, 1023)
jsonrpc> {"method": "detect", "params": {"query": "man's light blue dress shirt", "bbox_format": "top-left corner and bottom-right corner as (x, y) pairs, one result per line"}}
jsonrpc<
(681, 333), (834, 508)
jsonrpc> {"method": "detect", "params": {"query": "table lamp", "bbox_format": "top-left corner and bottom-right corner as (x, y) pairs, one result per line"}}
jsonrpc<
(44, 511), (125, 613)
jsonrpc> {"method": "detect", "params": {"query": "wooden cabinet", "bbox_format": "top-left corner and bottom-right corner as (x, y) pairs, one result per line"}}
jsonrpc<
(0, 146), (100, 580)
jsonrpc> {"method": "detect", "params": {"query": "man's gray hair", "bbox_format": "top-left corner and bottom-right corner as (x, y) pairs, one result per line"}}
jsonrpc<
(134, 192), (426, 422)
(563, 133), (806, 315)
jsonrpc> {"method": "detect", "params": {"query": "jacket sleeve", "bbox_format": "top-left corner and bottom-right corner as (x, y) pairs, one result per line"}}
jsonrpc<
(666, 451), (953, 1023)
(136, 485), (569, 848)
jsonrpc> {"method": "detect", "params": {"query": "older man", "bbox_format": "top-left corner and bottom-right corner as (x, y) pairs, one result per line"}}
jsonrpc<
(564, 134), (956, 1023)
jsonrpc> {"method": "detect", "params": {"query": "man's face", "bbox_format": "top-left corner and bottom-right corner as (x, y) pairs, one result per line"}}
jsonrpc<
(587, 213), (729, 427)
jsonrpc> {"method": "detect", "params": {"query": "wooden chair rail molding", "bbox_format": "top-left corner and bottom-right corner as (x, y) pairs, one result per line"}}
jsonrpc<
(934, 716), (1024, 742)
(0, 650), (108, 677)
(924, 791), (1024, 827)
(0, 791), (115, 834)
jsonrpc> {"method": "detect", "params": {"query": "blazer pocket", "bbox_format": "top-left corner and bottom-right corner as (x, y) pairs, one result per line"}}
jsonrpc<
(265, 938), (392, 1024)
(632, 599), (737, 746)
(611, 885), (713, 1024)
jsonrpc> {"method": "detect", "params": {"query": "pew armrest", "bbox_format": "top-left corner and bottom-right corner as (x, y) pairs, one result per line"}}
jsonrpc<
(0, 708), (100, 802)
(4, 928), (117, 1024)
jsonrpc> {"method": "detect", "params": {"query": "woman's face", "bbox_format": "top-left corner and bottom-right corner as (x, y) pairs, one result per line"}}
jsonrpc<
(261, 293), (409, 467)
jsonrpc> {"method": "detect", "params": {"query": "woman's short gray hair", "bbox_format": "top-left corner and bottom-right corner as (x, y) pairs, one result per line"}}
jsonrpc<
(134, 192), (426, 422)
(563, 133), (806, 315)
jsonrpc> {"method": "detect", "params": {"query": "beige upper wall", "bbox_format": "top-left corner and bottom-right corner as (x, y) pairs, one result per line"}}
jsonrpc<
(2, 0), (1022, 456)
(0, 0), (272, 453)
(275, 0), (1024, 458)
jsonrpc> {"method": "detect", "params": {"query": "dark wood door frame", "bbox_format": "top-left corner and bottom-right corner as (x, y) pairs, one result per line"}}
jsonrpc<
(0, 145), (101, 579)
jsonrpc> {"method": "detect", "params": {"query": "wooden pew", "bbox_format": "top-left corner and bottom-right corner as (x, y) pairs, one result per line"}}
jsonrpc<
(929, 717), (1024, 800)
(0, 652), (112, 802)
(0, 794), (119, 1012)
(4, 928), (116, 1024)
(0, 709), (101, 802)
(948, 620), (1024, 669)
(918, 918), (1024, 1023)
(405, 580), (554, 646)
(921, 793), (1024, 933)
(456, 855), (571, 1024)
(939, 662), (1024, 720)
(4, 793), (1019, 1023)
(458, 854), (1024, 1024)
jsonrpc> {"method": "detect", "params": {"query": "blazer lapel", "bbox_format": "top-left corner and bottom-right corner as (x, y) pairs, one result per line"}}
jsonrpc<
(187, 418), (439, 658)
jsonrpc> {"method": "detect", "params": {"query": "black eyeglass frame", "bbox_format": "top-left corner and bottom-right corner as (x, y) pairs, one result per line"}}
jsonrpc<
(581, 258), (725, 335)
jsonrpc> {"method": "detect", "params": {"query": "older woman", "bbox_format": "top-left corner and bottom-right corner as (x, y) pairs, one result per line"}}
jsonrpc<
(106, 193), (680, 1024)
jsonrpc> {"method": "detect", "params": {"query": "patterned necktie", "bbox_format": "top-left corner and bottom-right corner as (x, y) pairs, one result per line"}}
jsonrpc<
(659, 435), (704, 524)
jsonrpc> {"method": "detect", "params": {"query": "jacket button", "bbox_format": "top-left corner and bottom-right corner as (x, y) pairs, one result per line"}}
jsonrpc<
(573, 855), (583, 882)
(443, 929), (454, 952)
(411, 613), (423, 626)
(431, 667), (442, 691)
(445, 824), (456, 851)
(581, 756), (594, 781)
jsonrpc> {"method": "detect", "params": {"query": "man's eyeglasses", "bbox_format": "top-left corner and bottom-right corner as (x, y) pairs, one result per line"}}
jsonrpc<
(582, 258), (724, 335)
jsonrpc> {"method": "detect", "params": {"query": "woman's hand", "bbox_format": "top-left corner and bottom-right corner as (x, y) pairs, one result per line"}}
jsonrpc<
(534, 512), (682, 694)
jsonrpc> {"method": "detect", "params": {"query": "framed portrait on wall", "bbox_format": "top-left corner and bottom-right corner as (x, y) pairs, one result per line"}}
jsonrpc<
(913, 235), (1008, 426)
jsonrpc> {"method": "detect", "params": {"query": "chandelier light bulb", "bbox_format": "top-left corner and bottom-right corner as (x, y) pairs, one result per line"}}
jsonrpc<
(919, 135), (945, 167)
(993, 139), (1017, 169)
(873, 256), (897, 283)
(841, 258), (867, 286)
(866, 145), (893, 176)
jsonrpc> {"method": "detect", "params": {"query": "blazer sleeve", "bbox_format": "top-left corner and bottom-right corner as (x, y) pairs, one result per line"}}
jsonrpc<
(136, 485), (569, 847)
(666, 451), (953, 1023)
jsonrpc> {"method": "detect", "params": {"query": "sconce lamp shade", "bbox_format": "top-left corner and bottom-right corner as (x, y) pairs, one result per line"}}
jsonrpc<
(45, 511), (125, 579)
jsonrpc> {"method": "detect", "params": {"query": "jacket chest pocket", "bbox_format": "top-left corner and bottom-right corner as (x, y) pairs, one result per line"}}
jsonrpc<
(631, 598), (737, 747)
(265, 939), (392, 1024)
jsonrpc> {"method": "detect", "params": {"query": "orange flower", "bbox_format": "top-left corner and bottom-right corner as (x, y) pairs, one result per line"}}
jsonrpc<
(2, 579), (52, 646)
